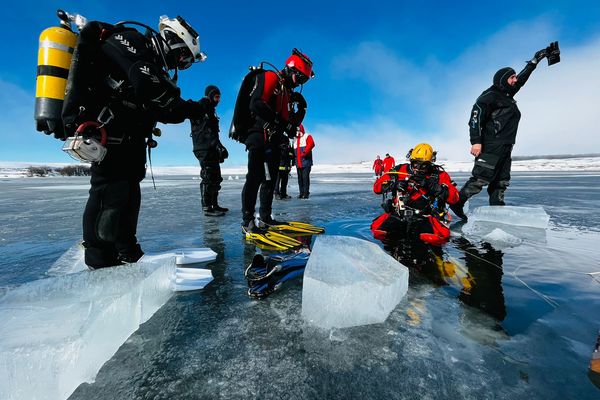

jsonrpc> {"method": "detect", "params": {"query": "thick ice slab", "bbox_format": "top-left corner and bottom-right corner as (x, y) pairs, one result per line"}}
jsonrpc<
(468, 206), (550, 229)
(302, 235), (409, 329)
(0, 257), (175, 400)
(462, 206), (549, 246)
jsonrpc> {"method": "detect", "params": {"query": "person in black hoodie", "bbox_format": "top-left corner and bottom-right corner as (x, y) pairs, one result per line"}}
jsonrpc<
(451, 46), (552, 220)
(191, 85), (229, 217)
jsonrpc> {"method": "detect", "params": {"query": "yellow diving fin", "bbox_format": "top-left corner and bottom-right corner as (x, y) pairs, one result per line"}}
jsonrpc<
(243, 228), (302, 250)
(265, 221), (325, 235)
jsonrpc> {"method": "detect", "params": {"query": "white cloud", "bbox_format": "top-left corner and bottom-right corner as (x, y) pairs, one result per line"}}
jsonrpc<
(318, 19), (600, 162)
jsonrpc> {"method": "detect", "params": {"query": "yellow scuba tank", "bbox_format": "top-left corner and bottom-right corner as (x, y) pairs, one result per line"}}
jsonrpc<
(34, 10), (83, 137)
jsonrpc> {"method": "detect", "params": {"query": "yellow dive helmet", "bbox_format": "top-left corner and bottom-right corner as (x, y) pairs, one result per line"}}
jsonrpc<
(408, 143), (436, 163)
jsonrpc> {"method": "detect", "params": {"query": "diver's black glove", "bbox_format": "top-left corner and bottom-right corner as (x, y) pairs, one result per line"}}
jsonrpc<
(546, 41), (561, 65)
(410, 173), (426, 187)
(530, 48), (547, 64)
(424, 177), (446, 198)
(217, 143), (228, 163)
(381, 180), (394, 193)
(268, 114), (292, 136)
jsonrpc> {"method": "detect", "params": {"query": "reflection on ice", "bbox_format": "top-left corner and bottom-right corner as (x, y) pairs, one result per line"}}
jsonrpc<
(302, 235), (409, 329)
(0, 257), (175, 400)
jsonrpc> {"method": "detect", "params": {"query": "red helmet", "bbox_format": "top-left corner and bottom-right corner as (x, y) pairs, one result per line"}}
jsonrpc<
(286, 49), (315, 84)
(297, 124), (305, 134)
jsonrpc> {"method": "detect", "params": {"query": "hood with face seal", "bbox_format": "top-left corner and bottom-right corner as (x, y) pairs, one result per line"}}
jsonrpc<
(204, 85), (220, 105)
(493, 67), (517, 95)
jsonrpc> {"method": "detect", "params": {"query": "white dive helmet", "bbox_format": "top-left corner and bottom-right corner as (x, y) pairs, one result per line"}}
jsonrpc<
(158, 15), (207, 69)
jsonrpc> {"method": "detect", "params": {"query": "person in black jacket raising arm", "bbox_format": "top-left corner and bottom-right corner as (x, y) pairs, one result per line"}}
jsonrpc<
(451, 42), (560, 221)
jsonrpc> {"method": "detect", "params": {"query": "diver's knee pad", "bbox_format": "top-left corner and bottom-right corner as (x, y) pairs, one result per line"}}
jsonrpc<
(96, 208), (121, 243)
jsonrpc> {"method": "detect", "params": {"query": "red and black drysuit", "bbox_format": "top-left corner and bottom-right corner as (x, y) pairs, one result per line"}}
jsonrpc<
(241, 70), (305, 224)
(371, 163), (460, 246)
(63, 22), (208, 268)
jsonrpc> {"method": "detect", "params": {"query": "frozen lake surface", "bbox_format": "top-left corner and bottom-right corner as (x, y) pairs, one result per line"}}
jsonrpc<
(1, 171), (599, 399)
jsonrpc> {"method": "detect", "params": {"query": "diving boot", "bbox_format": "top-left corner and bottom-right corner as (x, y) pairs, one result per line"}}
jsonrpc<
(450, 201), (468, 221)
(258, 217), (287, 229)
(204, 206), (225, 217)
(213, 193), (229, 212)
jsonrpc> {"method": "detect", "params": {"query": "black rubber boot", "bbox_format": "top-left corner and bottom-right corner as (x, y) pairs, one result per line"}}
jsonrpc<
(450, 196), (468, 221)
(204, 206), (225, 217)
(213, 193), (228, 212)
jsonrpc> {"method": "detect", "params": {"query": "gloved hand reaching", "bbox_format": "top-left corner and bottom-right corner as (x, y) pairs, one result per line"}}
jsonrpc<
(270, 114), (293, 136)
(217, 143), (228, 163)
(546, 41), (560, 65)
(530, 48), (547, 64)
(424, 177), (448, 200)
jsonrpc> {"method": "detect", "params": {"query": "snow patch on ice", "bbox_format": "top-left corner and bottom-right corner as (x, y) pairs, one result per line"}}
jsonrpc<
(482, 228), (523, 248)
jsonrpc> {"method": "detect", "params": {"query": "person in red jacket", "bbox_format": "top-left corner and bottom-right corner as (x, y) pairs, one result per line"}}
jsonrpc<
(372, 155), (383, 177)
(371, 143), (459, 246)
(293, 124), (315, 199)
(383, 153), (395, 172)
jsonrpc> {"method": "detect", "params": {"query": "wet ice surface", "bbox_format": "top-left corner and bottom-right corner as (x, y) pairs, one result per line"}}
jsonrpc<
(0, 171), (599, 399)
(302, 235), (409, 329)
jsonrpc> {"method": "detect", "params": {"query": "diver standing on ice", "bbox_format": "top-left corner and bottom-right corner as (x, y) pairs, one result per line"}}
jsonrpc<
(451, 42), (561, 221)
(36, 11), (211, 268)
(190, 85), (229, 217)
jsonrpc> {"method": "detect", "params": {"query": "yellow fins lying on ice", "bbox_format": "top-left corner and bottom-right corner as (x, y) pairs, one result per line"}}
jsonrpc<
(263, 221), (325, 235)
(243, 228), (302, 251)
(242, 220), (324, 250)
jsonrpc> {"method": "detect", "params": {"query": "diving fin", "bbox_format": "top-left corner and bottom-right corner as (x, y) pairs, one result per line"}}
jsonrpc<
(245, 251), (310, 282)
(262, 220), (325, 234)
(242, 225), (302, 250)
(247, 266), (305, 299)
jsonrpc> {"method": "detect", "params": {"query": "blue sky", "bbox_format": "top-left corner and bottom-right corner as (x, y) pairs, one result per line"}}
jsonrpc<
(2, 0), (600, 167)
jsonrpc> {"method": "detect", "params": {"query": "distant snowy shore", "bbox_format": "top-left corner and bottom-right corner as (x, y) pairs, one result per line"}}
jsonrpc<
(2, 157), (600, 178)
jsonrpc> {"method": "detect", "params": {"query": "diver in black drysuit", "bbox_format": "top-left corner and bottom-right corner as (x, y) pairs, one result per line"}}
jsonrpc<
(191, 85), (229, 216)
(65, 19), (210, 269)
(451, 48), (549, 219)
(462, 63), (536, 205)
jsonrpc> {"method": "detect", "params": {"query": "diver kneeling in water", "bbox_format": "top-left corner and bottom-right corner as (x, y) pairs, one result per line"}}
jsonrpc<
(371, 143), (460, 246)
